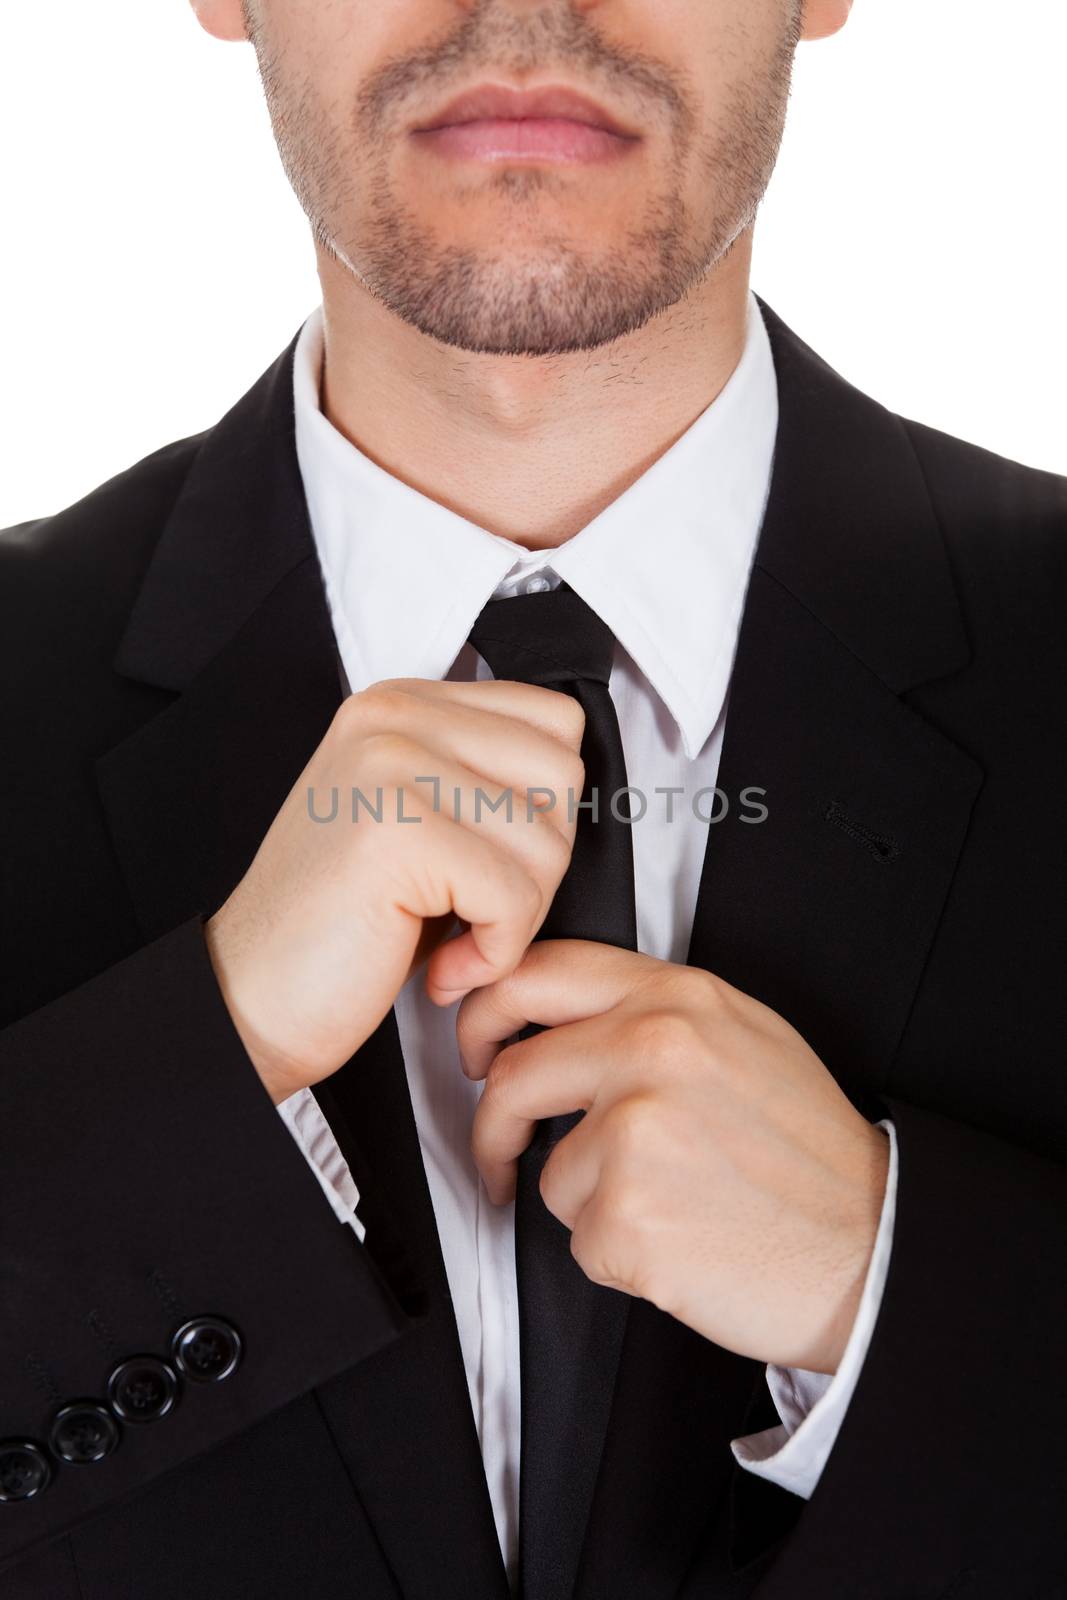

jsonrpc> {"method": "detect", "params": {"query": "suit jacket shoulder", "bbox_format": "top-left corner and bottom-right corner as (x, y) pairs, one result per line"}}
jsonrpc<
(902, 419), (1067, 643)
(0, 436), (205, 1016)
(0, 432), (203, 695)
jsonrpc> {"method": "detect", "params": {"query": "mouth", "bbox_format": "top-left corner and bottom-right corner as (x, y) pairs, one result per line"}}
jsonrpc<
(410, 82), (642, 165)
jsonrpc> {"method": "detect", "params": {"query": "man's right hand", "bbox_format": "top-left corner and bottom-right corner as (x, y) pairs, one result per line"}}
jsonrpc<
(204, 678), (585, 1105)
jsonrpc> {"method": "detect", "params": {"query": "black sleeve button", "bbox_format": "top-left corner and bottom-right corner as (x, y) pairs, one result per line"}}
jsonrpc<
(0, 1441), (52, 1503)
(50, 1402), (120, 1465)
(171, 1317), (242, 1383)
(107, 1357), (179, 1424)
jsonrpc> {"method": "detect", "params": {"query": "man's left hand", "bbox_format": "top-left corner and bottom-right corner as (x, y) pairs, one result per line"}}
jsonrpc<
(453, 941), (890, 1375)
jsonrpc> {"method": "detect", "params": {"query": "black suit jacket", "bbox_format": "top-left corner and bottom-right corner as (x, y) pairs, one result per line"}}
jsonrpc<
(1, 303), (1065, 1600)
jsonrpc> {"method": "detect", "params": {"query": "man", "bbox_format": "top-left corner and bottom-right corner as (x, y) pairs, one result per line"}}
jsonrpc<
(0, 0), (1063, 1595)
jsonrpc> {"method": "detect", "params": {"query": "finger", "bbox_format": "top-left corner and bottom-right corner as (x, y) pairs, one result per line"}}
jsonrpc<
(456, 939), (657, 1079)
(469, 1012), (617, 1199)
(569, 1187), (632, 1293)
(354, 738), (573, 927)
(424, 728), (580, 846)
(371, 785), (548, 997)
(537, 1107), (605, 1229)
(420, 761), (574, 897)
(346, 690), (584, 844)
(476, 1102), (605, 1214)
(420, 828), (544, 999)
(354, 677), (586, 752)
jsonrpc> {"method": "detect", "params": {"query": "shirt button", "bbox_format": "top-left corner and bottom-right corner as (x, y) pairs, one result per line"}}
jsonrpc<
(50, 1402), (121, 1465)
(523, 574), (552, 594)
(171, 1317), (243, 1384)
(0, 1441), (52, 1503)
(107, 1357), (179, 1424)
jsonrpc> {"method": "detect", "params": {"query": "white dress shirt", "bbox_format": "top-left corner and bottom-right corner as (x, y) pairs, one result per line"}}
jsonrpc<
(273, 293), (899, 1580)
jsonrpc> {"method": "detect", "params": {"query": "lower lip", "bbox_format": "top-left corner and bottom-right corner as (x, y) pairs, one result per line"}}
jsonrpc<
(411, 117), (637, 164)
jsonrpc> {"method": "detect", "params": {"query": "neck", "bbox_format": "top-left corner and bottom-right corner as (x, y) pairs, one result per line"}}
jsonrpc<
(315, 231), (753, 551)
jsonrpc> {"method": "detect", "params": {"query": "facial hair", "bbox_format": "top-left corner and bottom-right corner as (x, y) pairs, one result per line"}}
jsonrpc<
(245, 0), (802, 357)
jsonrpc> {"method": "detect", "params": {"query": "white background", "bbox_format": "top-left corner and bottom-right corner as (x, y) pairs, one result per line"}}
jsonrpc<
(1, 1), (1064, 528)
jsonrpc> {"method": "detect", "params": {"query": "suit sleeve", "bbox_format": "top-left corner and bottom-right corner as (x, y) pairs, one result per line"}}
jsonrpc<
(741, 1096), (1067, 1597)
(0, 913), (409, 1575)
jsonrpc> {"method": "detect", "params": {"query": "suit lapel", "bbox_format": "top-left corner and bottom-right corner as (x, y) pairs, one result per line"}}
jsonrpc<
(696, 301), (984, 1090)
(686, 565), (982, 1090)
(94, 341), (509, 1600)
(95, 552), (342, 942)
(574, 305), (983, 1597)
(94, 338), (347, 942)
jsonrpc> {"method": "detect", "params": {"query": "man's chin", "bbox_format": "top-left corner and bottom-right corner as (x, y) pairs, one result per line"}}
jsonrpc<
(378, 292), (671, 358)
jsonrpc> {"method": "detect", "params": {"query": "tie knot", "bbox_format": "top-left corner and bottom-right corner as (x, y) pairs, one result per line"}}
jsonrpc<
(467, 582), (616, 689)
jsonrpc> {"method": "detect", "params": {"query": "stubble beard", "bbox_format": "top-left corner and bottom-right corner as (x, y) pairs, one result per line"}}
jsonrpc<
(247, 3), (801, 357)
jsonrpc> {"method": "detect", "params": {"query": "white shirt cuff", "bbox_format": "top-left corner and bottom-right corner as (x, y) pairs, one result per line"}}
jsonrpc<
(276, 1086), (366, 1243)
(729, 1118), (897, 1499)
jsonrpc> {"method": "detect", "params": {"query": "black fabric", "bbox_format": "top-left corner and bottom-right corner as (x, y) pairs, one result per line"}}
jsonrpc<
(0, 300), (1065, 1599)
(469, 584), (638, 952)
(469, 584), (638, 1600)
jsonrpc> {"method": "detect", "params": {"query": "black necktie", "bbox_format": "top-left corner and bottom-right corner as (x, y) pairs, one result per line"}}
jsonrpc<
(468, 581), (638, 1600)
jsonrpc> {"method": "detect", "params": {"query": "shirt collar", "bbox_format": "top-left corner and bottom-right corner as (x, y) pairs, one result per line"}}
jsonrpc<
(293, 294), (778, 760)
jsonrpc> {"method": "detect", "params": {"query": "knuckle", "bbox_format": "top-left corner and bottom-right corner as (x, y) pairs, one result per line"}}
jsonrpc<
(469, 1115), (496, 1172)
(562, 696), (587, 749)
(682, 964), (725, 1010)
(376, 677), (422, 697)
(604, 1093), (664, 1159)
(507, 865), (545, 924)
(538, 1156), (567, 1224)
(333, 691), (369, 736)
(482, 1046), (519, 1113)
(628, 1006), (700, 1064)
(601, 1175), (643, 1235)
(564, 751), (586, 803)
(572, 1192), (634, 1289)
(569, 1215), (606, 1283)
(359, 728), (422, 774)
(481, 960), (519, 1010)
(352, 681), (420, 732)
(531, 810), (573, 877)
(454, 998), (482, 1058)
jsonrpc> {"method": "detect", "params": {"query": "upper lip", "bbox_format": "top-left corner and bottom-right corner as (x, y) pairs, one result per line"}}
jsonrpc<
(412, 83), (638, 139)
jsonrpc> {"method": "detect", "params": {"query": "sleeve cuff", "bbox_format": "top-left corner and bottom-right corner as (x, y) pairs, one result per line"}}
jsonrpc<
(729, 1117), (898, 1499)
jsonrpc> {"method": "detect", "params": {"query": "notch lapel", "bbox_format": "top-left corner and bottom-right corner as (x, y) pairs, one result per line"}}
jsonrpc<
(692, 301), (984, 1091)
(93, 341), (509, 1600)
(94, 338), (348, 946)
(574, 305), (983, 1598)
